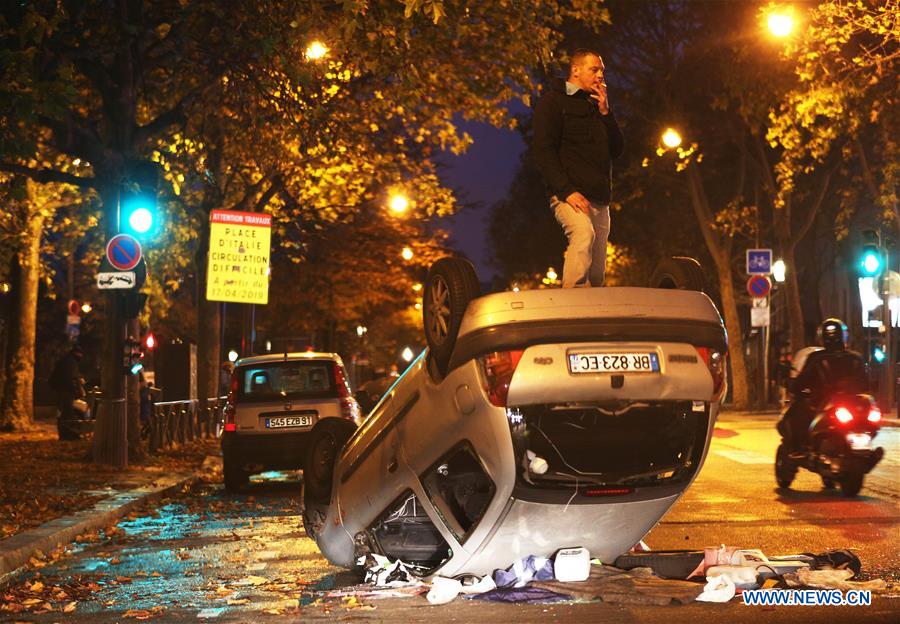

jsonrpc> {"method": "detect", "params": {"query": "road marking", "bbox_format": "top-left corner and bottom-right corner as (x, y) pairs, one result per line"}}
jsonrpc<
(714, 449), (772, 464)
(197, 608), (226, 619)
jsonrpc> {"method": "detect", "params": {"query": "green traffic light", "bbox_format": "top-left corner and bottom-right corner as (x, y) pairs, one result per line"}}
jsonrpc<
(130, 362), (144, 375)
(859, 247), (883, 277)
(873, 346), (886, 363)
(129, 207), (153, 234)
(122, 192), (158, 238)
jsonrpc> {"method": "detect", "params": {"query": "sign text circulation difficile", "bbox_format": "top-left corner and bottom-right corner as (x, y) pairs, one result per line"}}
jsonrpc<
(206, 210), (272, 304)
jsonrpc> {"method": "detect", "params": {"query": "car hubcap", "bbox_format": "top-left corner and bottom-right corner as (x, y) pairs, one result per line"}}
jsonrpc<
(428, 276), (450, 343)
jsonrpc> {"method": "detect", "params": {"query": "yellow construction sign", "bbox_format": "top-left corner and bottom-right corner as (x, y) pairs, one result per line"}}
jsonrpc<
(206, 210), (271, 304)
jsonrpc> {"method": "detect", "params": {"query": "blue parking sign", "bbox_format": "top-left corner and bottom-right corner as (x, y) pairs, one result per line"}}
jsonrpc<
(746, 249), (772, 274)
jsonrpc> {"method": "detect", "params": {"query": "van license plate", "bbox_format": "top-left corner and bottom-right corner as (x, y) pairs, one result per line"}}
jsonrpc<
(568, 352), (660, 374)
(265, 416), (313, 429)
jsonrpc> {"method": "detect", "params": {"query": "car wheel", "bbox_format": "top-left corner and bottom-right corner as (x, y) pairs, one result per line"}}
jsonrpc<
(423, 257), (480, 374)
(650, 256), (706, 292)
(303, 419), (357, 503)
(839, 473), (864, 497)
(774, 443), (796, 489)
(223, 456), (249, 492)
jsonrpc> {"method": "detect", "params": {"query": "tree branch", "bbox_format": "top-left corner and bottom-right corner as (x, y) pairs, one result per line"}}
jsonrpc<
(790, 167), (834, 253)
(133, 97), (190, 147)
(0, 162), (97, 190)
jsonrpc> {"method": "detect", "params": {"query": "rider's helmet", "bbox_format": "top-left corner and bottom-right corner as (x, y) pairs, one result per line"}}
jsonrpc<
(820, 318), (848, 352)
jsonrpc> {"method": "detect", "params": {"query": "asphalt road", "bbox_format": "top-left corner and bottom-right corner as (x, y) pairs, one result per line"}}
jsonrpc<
(3, 413), (898, 623)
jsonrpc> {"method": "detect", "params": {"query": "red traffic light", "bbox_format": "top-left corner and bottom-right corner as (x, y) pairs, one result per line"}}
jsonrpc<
(144, 332), (156, 350)
(67, 299), (80, 316)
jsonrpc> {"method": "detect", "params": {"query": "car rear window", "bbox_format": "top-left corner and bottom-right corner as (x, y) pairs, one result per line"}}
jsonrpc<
(236, 360), (336, 401)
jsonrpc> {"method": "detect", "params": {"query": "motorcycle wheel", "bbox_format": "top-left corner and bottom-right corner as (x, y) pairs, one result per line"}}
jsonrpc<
(839, 473), (864, 497)
(775, 443), (797, 489)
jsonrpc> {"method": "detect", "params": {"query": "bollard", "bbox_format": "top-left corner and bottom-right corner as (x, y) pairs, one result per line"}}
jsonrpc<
(92, 398), (128, 468)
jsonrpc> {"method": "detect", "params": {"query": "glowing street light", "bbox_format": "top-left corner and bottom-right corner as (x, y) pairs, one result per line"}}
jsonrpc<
(661, 128), (682, 149)
(546, 267), (558, 282)
(305, 40), (329, 60)
(356, 325), (367, 337)
(401, 246), (414, 261)
(227, 349), (239, 362)
(388, 193), (410, 215)
(81, 302), (93, 314)
(772, 259), (786, 283)
(401, 347), (414, 362)
(767, 9), (794, 38)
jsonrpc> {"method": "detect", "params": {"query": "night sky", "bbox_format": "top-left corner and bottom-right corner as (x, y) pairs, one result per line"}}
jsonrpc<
(438, 119), (527, 281)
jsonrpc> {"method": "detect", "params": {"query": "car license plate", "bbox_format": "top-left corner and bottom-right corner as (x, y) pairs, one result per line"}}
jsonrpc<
(265, 416), (312, 429)
(568, 352), (660, 374)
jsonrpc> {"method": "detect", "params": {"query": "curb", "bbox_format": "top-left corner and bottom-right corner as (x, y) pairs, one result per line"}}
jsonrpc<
(0, 471), (200, 587)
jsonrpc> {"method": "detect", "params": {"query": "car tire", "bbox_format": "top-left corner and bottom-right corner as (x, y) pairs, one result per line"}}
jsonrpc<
(423, 257), (481, 374)
(223, 456), (249, 492)
(774, 443), (796, 489)
(303, 418), (357, 503)
(650, 256), (706, 292)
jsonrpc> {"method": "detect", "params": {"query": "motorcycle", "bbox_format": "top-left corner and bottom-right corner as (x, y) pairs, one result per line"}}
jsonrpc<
(776, 393), (884, 497)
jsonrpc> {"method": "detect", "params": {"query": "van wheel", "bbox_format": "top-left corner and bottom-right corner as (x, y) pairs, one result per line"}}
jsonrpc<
(303, 419), (357, 503)
(223, 456), (249, 492)
(650, 257), (706, 292)
(423, 257), (480, 374)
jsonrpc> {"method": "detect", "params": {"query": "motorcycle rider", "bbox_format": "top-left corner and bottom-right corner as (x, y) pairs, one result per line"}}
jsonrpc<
(779, 318), (868, 454)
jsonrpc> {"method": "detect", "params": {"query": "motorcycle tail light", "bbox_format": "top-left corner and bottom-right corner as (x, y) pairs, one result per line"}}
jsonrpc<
(834, 406), (854, 424)
(867, 407), (882, 424)
(478, 350), (525, 407)
(695, 347), (727, 401)
(224, 372), (238, 432)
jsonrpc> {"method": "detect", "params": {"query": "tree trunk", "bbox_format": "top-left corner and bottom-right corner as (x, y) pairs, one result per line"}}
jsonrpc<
(782, 245), (806, 352)
(196, 219), (222, 410)
(0, 191), (46, 431)
(715, 260), (750, 408)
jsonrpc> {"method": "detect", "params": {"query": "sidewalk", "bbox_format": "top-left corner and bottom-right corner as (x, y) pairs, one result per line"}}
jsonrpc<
(718, 405), (900, 427)
(0, 419), (218, 585)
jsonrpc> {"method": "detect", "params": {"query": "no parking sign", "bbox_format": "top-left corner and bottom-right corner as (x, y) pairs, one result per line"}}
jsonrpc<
(106, 234), (142, 271)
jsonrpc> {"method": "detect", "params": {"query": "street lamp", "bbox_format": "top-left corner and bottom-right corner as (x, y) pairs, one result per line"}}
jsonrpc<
(661, 128), (682, 149)
(305, 40), (329, 60)
(356, 325), (367, 337)
(388, 193), (410, 215)
(401, 347), (414, 362)
(401, 246), (414, 261)
(81, 302), (93, 314)
(227, 349), (238, 362)
(767, 8), (794, 38)
(772, 259), (786, 283)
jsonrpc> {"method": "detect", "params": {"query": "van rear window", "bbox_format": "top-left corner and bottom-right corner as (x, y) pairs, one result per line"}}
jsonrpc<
(237, 361), (336, 400)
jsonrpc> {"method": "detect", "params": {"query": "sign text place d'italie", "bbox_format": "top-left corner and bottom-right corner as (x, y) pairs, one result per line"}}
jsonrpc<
(206, 210), (271, 305)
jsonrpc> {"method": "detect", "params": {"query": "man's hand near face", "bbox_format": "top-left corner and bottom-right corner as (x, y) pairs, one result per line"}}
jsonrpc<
(591, 82), (609, 115)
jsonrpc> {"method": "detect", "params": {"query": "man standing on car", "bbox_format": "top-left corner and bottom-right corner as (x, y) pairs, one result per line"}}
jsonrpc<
(532, 48), (624, 288)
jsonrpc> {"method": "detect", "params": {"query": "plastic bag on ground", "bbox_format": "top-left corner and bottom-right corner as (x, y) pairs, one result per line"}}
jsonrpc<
(494, 555), (555, 588)
(358, 554), (422, 587)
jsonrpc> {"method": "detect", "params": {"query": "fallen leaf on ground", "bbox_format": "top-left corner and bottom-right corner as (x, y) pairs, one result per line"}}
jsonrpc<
(227, 598), (250, 605)
(63, 602), (77, 613)
(28, 581), (44, 592)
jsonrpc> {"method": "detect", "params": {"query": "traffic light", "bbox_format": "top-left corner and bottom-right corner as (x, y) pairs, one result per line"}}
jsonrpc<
(858, 229), (883, 277)
(143, 332), (156, 350)
(124, 337), (144, 376)
(873, 345), (886, 363)
(120, 160), (161, 240)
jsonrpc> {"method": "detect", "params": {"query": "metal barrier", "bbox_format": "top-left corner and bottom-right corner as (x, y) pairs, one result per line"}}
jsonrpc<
(147, 396), (225, 453)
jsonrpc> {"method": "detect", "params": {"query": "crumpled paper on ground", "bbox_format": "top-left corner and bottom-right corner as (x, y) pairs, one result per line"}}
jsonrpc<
(696, 575), (736, 603)
(784, 568), (887, 592)
(358, 554), (422, 587)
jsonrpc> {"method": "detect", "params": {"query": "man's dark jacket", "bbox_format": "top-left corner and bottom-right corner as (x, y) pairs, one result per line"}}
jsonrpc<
(531, 77), (625, 204)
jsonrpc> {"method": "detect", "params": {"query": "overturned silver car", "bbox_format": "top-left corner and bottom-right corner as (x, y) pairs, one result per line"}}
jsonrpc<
(302, 257), (727, 577)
